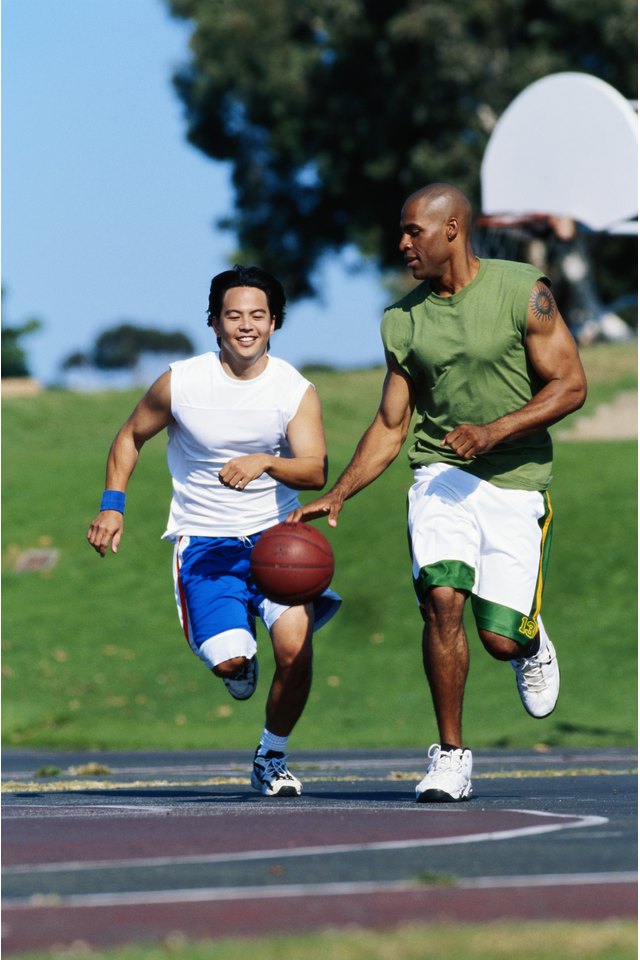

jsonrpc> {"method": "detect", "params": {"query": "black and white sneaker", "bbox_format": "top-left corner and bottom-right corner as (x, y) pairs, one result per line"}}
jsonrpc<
(416, 744), (473, 803)
(223, 656), (258, 701)
(251, 749), (302, 797)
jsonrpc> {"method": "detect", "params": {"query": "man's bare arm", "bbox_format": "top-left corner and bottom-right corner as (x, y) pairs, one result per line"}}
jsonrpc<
(87, 371), (174, 556)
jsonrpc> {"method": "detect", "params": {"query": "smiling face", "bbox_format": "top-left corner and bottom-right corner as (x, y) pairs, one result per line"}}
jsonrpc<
(212, 286), (276, 378)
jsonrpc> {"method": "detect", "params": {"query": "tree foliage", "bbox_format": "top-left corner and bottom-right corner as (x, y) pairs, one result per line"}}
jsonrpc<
(61, 324), (194, 371)
(2, 317), (42, 378)
(166, 0), (637, 298)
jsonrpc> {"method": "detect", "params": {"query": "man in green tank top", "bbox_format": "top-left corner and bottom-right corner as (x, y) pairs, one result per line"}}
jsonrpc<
(289, 183), (587, 803)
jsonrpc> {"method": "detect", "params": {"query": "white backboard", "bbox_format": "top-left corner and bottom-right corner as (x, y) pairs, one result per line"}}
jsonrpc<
(481, 73), (638, 232)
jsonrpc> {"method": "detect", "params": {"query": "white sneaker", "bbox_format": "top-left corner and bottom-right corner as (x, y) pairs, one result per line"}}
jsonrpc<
(511, 635), (560, 718)
(251, 749), (302, 797)
(415, 744), (473, 803)
(223, 655), (258, 701)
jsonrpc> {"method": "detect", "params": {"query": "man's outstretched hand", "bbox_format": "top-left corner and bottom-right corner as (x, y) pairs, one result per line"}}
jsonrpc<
(287, 490), (345, 528)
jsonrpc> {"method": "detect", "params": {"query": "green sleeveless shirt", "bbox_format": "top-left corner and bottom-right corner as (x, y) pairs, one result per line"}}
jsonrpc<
(381, 258), (553, 491)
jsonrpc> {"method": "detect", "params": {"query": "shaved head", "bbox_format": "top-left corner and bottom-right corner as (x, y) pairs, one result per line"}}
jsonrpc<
(404, 183), (473, 233)
(399, 183), (478, 287)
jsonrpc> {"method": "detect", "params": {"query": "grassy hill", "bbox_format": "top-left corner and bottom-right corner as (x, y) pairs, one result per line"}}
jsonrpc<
(2, 344), (637, 751)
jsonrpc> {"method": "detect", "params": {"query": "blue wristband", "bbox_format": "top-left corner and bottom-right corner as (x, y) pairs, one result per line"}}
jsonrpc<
(100, 490), (126, 513)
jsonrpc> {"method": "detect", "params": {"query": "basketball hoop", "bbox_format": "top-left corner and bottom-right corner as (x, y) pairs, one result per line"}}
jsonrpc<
(481, 73), (638, 234)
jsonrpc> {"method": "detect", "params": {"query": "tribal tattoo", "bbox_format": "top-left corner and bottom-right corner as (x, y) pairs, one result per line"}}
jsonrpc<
(529, 284), (557, 323)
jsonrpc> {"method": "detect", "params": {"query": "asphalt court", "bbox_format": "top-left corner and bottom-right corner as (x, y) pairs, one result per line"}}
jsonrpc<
(2, 747), (637, 953)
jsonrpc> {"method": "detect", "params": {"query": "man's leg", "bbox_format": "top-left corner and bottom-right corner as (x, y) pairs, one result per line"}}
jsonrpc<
(479, 620), (559, 719)
(471, 482), (558, 718)
(265, 603), (314, 736)
(251, 604), (313, 797)
(422, 586), (469, 749)
(173, 537), (259, 700)
(416, 585), (474, 803)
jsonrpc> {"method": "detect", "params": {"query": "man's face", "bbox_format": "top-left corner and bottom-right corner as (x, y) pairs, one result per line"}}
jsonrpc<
(399, 197), (451, 280)
(212, 286), (276, 368)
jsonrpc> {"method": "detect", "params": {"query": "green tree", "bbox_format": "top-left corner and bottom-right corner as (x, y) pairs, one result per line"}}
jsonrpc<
(1, 317), (42, 378)
(166, 0), (636, 298)
(61, 324), (194, 371)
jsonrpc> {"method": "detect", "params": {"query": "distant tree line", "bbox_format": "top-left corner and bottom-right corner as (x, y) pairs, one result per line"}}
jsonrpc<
(2, 318), (42, 378)
(62, 323), (194, 372)
(1, 287), (42, 378)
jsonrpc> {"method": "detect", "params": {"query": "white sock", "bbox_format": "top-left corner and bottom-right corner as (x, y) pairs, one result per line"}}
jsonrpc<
(258, 728), (289, 755)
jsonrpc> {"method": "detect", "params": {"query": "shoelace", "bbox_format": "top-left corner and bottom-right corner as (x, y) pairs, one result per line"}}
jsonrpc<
(516, 651), (551, 692)
(427, 744), (464, 772)
(259, 753), (294, 781)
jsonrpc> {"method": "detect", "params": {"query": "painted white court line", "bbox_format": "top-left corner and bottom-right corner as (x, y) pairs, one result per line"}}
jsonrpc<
(2, 805), (175, 817)
(460, 872), (638, 889)
(3, 810), (608, 875)
(4, 872), (636, 910)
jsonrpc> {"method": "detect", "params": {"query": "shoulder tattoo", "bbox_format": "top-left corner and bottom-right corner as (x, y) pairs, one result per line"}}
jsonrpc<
(529, 283), (557, 323)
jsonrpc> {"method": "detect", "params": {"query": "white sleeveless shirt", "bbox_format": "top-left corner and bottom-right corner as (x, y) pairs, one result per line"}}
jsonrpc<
(162, 352), (312, 540)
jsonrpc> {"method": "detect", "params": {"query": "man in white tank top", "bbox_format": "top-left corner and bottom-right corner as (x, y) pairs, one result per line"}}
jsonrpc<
(87, 266), (340, 797)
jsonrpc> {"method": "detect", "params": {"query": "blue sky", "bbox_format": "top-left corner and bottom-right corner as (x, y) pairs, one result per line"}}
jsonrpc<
(2, 0), (388, 386)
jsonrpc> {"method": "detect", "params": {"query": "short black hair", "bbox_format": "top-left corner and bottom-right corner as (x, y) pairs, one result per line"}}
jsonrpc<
(207, 265), (286, 329)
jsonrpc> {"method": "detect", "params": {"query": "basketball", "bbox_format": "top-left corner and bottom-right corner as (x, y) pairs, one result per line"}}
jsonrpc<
(250, 522), (335, 605)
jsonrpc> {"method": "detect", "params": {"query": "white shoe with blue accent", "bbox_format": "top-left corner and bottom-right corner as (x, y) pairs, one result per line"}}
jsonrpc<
(251, 749), (302, 797)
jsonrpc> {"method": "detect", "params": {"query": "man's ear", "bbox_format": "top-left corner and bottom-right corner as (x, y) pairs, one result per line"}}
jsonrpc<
(447, 218), (459, 242)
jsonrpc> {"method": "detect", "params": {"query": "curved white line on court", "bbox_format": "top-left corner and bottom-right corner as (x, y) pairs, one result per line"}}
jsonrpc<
(3, 872), (636, 910)
(2, 804), (175, 817)
(2, 809), (608, 875)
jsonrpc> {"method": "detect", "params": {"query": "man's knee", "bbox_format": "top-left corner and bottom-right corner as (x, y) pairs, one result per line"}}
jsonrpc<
(273, 639), (313, 673)
(269, 605), (314, 670)
(422, 586), (466, 627)
(479, 628), (538, 661)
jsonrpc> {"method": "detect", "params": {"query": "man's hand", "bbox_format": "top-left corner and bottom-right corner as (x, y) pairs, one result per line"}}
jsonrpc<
(441, 423), (498, 460)
(287, 490), (345, 528)
(87, 511), (124, 558)
(218, 454), (270, 491)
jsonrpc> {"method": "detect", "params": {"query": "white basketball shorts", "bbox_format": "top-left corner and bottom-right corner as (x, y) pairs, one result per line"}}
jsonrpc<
(407, 463), (553, 646)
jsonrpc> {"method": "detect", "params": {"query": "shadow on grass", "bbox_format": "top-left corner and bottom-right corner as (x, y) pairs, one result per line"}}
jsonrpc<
(490, 720), (635, 748)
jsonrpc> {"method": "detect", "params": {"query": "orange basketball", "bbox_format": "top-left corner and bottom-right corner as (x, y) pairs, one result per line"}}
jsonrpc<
(250, 522), (335, 605)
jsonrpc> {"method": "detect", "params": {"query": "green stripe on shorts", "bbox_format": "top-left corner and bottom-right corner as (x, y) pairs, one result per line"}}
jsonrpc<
(414, 560), (476, 598)
(471, 595), (538, 646)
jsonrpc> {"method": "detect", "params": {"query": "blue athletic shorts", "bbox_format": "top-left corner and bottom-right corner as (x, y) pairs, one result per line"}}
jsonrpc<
(172, 534), (341, 669)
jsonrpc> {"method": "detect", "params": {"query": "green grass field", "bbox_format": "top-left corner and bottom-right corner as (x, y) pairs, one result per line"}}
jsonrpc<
(10, 921), (638, 960)
(2, 343), (637, 751)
